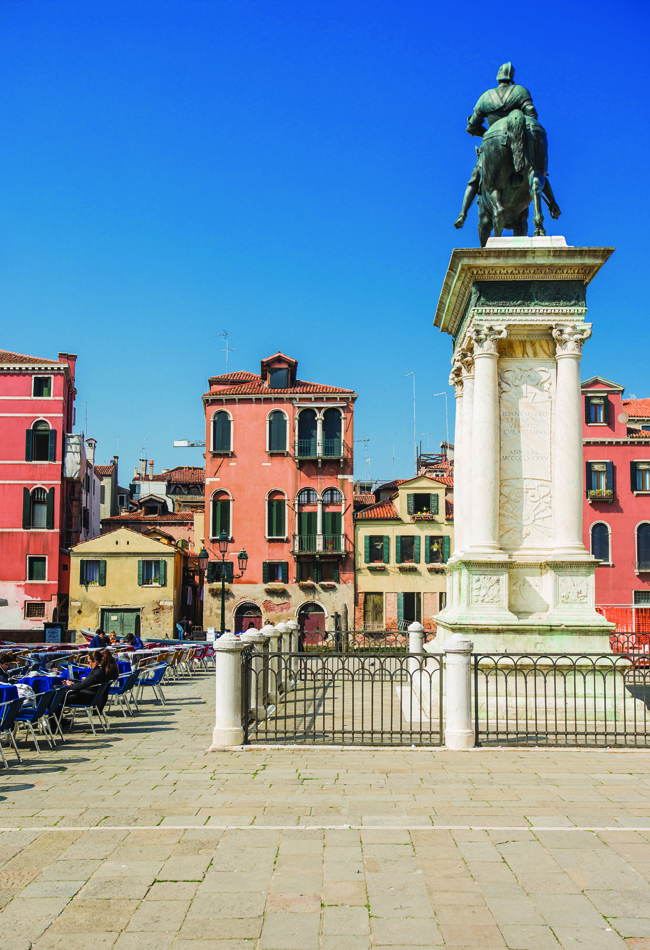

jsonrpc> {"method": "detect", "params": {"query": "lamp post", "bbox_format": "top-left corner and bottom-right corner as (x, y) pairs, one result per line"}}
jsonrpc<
(196, 544), (209, 634)
(214, 531), (248, 637)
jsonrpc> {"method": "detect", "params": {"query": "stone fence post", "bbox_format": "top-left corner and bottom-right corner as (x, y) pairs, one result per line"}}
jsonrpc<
(263, 623), (281, 702)
(286, 620), (300, 679)
(242, 628), (268, 720)
(443, 633), (475, 750)
(209, 631), (248, 749)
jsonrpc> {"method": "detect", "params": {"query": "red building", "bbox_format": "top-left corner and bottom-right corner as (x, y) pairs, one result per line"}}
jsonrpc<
(582, 376), (650, 630)
(202, 351), (357, 633)
(0, 349), (77, 630)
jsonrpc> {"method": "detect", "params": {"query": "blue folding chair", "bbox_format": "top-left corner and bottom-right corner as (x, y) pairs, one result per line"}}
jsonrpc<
(108, 670), (140, 717)
(0, 698), (24, 766)
(60, 682), (110, 736)
(137, 663), (168, 705)
(14, 689), (57, 753)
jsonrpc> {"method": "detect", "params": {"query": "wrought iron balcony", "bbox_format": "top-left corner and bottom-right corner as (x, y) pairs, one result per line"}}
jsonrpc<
(637, 561), (650, 573)
(292, 533), (345, 555)
(294, 439), (346, 460)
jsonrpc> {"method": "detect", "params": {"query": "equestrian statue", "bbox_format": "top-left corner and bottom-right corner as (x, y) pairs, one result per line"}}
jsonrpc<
(454, 63), (562, 247)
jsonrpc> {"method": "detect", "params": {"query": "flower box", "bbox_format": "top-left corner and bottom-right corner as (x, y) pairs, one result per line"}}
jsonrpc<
(588, 489), (613, 503)
(320, 582), (337, 589)
(368, 565), (386, 571)
(298, 580), (316, 589)
(427, 565), (445, 573)
(398, 564), (418, 571)
(264, 586), (287, 594)
(412, 513), (437, 521)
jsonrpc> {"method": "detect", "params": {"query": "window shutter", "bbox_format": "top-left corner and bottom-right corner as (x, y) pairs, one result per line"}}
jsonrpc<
(25, 429), (33, 462)
(225, 562), (234, 583)
(281, 561), (289, 583)
(23, 488), (31, 529)
(430, 494), (439, 515)
(46, 488), (55, 529)
(407, 494), (414, 515)
(603, 397), (609, 425)
(80, 560), (86, 585)
(263, 561), (269, 583)
(159, 559), (167, 587)
(586, 462), (593, 497)
(278, 501), (286, 536)
(396, 536), (402, 563)
(364, 536), (370, 563)
(631, 461), (638, 492)
(332, 562), (339, 582)
(98, 560), (106, 586)
(48, 428), (57, 462)
(606, 461), (614, 493)
(425, 535), (431, 564)
(442, 535), (450, 562)
(213, 412), (231, 452)
(267, 500), (274, 536)
(585, 396), (590, 424)
(397, 592), (404, 624)
(206, 562), (215, 583)
(383, 536), (390, 564)
(312, 561), (321, 583)
(137, 560), (143, 586)
(414, 536), (421, 563)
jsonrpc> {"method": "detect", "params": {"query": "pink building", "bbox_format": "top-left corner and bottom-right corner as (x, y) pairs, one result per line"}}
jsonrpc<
(202, 352), (357, 633)
(582, 376), (650, 629)
(0, 349), (77, 630)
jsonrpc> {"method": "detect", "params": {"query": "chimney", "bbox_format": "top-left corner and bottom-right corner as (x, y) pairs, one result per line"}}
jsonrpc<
(134, 465), (139, 478)
(148, 460), (154, 478)
(139, 458), (146, 478)
(85, 438), (96, 464)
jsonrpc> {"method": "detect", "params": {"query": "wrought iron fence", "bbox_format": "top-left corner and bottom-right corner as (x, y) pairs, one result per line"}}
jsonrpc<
(300, 629), (438, 653)
(242, 651), (443, 746)
(474, 652), (650, 748)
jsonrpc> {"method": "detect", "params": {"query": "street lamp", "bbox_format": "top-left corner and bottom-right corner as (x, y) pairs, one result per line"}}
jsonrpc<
(213, 531), (248, 637)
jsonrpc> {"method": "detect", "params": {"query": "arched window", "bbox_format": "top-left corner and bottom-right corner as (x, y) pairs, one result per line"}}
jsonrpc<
(297, 409), (317, 457)
(26, 420), (55, 462)
(322, 408), (342, 457)
(212, 411), (232, 453)
(591, 523), (610, 563)
(297, 488), (318, 505)
(24, 486), (54, 529)
(211, 491), (231, 539)
(322, 488), (342, 505)
(267, 490), (287, 537)
(268, 411), (288, 453)
(638, 524), (650, 570)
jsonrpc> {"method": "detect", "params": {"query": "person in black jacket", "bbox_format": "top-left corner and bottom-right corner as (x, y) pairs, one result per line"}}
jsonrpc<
(63, 650), (118, 702)
(0, 653), (14, 684)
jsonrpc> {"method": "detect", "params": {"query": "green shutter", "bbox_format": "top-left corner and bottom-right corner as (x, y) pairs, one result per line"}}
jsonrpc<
(269, 500), (285, 537)
(213, 412), (231, 452)
(603, 397), (609, 425)
(277, 500), (285, 536)
(631, 461), (638, 492)
(263, 561), (269, 583)
(207, 562), (215, 583)
(585, 396), (590, 424)
(396, 536), (402, 563)
(80, 560), (86, 585)
(281, 562), (289, 583)
(48, 428), (57, 462)
(332, 562), (339, 582)
(23, 488), (31, 529)
(407, 494), (414, 515)
(99, 560), (106, 586)
(586, 462), (592, 497)
(430, 493), (439, 515)
(442, 535), (450, 562)
(222, 501), (230, 536)
(425, 536), (431, 564)
(225, 561), (234, 583)
(312, 561), (321, 583)
(397, 592), (404, 624)
(25, 429), (33, 462)
(383, 536), (390, 563)
(46, 488), (55, 529)
(138, 560), (143, 586)
(213, 499), (231, 537)
(414, 536), (420, 563)
(364, 536), (370, 563)
(159, 559), (167, 587)
(606, 461), (614, 492)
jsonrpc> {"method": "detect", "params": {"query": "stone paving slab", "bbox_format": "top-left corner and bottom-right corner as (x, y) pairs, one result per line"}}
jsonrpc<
(0, 669), (649, 948)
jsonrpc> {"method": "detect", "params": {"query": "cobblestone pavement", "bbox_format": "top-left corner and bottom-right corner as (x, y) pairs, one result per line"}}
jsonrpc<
(1, 669), (650, 949)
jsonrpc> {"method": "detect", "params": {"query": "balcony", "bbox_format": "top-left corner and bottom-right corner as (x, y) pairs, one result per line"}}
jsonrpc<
(294, 439), (346, 460)
(637, 562), (650, 573)
(292, 534), (345, 555)
(588, 489), (613, 504)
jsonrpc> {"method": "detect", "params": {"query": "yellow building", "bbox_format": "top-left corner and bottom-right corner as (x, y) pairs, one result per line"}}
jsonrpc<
(69, 527), (186, 641)
(354, 475), (453, 631)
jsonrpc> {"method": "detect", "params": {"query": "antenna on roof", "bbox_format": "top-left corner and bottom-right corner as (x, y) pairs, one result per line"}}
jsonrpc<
(215, 330), (235, 373)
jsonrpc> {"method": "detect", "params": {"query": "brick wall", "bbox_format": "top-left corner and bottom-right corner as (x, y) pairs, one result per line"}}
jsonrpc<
(355, 591), (364, 630)
(423, 591), (438, 632)
(385, 592), (398, 631)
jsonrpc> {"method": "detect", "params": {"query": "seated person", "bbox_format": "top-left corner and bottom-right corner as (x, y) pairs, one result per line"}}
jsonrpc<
(88, 628), (109, 649)
(63, 649), (118, 701)
(0, 652), (14, 684)
(108, 631), (119, 646)
(124, 632), (144, 651)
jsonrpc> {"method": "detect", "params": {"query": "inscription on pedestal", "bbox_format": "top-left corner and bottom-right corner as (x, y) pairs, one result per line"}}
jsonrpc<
(499, 360), (554, 550)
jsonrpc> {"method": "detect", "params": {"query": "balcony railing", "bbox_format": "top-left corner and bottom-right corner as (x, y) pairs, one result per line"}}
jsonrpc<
(294, 439), (345, 459)
(637, 562), (650, 573)
(292, 534), (345, 555)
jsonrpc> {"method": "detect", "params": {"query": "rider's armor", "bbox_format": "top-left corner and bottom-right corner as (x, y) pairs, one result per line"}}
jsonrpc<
(467, 82), (542, 138)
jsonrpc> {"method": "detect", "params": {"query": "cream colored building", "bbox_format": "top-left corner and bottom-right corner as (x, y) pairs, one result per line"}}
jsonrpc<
(69, 527), (186, 642)
(354, 475), (453, 631)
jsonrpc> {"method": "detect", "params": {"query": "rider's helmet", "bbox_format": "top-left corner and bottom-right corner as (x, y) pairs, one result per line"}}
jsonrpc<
(496, 62), (515, 84)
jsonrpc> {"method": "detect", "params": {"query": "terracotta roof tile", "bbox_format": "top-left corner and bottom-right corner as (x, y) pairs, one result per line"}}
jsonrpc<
(204, 374), (355, 397)
(628, 428), (650, 439)
(375, 479), (407, 492)
(354, 493), (375, 506)
(624, 398), (650, 418)
(0, 349), (64, 365)
(356, 498), (400, 520)
(102, 511), (193, 523)
(133, 467), (205, 485)
(435, 475), (454, 488)
(95, 464), (116, 476)
(208, 370), (259, 384)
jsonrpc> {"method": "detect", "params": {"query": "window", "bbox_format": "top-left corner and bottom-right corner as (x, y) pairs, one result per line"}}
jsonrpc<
(297, 409), (317, 456)
(426, 536), (444, 563)
(323, 511), (342, 550)
(397, 535), (420, 563)
(138, 559), (166, 586)
(27, 556), (46, 581)
(398, 592), (421, 627)
(634, 591), (650, 605)
(267, 495), (286, 537)
(33, 376), (52, 397)
(364, 592), (383, 629)
(323, 488), (342, 505)
(321, 561), (339, 582)
(268, 367), (289, 389)
(144, 504), (160, 517)
(297, 488), (318, 505)
(207, 561), (233, 583)
(407, 493), (439, 516)
(586, 461), (614, 499)
(100, 484), (105, 505)
(211, 493), (231, 538)
(637, 524), (650, 571)
(212, 411), (232, 453)
(591, 523), (610, 563)
(24, 486), (54, 529)
(82, 507), (90, 530)
(118, 494), (126, 507)
(25, 601), (45, 619)
(633, 462), (650, 492)
(322, 408), (342, 456)
(298, 560), (320, 582)
(80, 559), (106, 586)
(366, 535), (388, 563)
(586, 395), (608, 424)
(263, 561), (289, 584)
(591, 463), (606, 491)
(27, 420), (56, 462)
(268, 411), (288, 452)
(439, 592), (447, 610)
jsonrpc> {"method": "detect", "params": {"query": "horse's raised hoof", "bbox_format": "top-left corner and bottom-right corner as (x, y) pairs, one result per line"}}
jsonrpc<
(550, 205), (562, 220)
(453, 213), (466, 230)
(534, 228), (547, 237)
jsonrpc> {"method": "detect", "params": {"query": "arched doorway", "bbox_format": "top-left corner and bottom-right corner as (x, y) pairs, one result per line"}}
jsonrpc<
(298, 602), (326, 646)
(234, 601), (262, 633)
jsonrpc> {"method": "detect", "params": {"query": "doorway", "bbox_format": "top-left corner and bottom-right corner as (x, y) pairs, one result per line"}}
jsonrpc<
(234, 601), (262, 633)
(101, 608), (141, 638)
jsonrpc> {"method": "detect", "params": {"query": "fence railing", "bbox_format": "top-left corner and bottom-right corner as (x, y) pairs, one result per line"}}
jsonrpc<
(298, 629), (437, 653)
(474, 652), (650, 748)
(241, 651), (444, 746)
(294, 439), (345, 459)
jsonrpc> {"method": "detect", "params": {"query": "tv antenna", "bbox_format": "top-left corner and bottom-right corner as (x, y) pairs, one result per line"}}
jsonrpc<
(215, 330), (235, 373)
(432, 391), (449, 449)
(405, 372), (417, 474)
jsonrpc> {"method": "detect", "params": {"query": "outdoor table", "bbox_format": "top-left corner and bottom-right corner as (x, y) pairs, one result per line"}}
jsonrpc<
(18, 674), (64, 694)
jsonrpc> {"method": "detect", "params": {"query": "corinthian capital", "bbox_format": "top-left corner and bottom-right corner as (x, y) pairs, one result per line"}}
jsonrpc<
(449, 360), (463, 391)
(471, 324), (507, 357)
(552, 323), (592, 355)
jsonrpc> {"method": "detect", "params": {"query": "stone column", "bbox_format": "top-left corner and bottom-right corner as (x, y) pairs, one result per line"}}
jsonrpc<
(210, 631), (248, 749)
(443, 633), (474, 750)
(241, 628), (268, 720)
(286, 619), (300, 680)
(460, 350), (475, 552)
(468, 326), (507, 555)
(263, 623), (281, 701)
(552, 324), (592, 555)
(449, 361), (463, 554)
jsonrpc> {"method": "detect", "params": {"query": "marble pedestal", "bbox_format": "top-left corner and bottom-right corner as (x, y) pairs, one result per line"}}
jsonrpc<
(433, 236), (615, 653)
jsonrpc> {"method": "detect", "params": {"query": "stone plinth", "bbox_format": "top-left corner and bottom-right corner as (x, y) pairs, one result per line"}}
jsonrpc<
(433, 236), (616, 652)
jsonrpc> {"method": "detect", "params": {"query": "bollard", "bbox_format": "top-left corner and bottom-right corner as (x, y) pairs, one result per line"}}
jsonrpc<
(275, 622), (289, 689)
(442, 633), (475, 750)
(286, 620), (300, 679)
(209, 631), (249, 749)
(241, 628), (268, 720)
(262, 623), (281, 702)
(408, 621), (425, 713)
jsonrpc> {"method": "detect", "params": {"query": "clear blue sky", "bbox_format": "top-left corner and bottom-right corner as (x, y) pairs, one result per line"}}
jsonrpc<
(1, 0), (648, 483)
